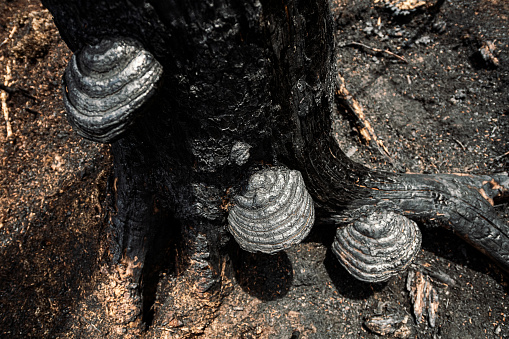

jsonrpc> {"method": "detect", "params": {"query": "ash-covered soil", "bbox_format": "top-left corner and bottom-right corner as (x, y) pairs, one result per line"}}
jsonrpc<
(0, 0), (508, 338)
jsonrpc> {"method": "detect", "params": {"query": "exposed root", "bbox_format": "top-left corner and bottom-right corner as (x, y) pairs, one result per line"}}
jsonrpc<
(365, 173), (509, 272)
(327, 171), (509, 273)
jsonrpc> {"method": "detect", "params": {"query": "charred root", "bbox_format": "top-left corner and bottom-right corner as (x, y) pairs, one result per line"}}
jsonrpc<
(325, 171), (509, 273)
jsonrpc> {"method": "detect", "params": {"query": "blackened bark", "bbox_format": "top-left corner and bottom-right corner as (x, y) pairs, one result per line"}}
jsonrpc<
(41, 0), (508, 334)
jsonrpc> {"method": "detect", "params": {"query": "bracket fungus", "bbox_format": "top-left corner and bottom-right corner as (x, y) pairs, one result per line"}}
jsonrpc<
(228, 167), (315, 254)
(62, 37), (163, 143)
(332, 210), (422, 283)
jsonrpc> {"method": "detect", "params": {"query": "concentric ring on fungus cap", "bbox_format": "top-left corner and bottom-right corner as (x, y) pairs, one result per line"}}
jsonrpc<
(332, 210), (422, 282)
(62, 37), (163, 143)
(228, 167), (315, 254)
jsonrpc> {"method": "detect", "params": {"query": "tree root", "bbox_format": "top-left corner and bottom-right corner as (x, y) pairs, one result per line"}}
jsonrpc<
(337, 172), (509, 272)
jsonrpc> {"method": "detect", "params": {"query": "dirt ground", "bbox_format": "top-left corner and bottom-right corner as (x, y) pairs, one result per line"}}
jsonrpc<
(0, 0), (508, 338)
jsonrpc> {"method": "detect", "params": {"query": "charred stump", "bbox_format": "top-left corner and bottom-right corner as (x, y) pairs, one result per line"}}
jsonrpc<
(40, 0), (508, 336)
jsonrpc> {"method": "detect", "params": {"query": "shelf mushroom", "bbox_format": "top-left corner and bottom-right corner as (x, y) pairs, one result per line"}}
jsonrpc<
(228, 167), (315, 254)
(332, 210), (422, 282)
(62, 37), (163, 143)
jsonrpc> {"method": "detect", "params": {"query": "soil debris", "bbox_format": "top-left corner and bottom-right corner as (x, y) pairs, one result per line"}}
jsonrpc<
(11, 9), (54, 59)
(1, 60), (13, 139)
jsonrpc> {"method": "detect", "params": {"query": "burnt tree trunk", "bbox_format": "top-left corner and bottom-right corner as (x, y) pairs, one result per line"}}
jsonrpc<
(41, 0), (508, 336)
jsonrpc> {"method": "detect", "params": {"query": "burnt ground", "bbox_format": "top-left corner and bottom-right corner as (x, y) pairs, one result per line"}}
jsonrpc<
(0, 0), (508, 338)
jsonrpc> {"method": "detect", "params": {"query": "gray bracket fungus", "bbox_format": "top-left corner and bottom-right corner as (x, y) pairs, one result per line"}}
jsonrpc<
(227, 167), (315, 254)
(332, 210), (422, 283)
(62, 37), (163, 143)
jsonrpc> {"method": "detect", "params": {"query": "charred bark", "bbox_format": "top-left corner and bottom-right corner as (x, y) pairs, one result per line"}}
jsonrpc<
(40, 0), (509, 335)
